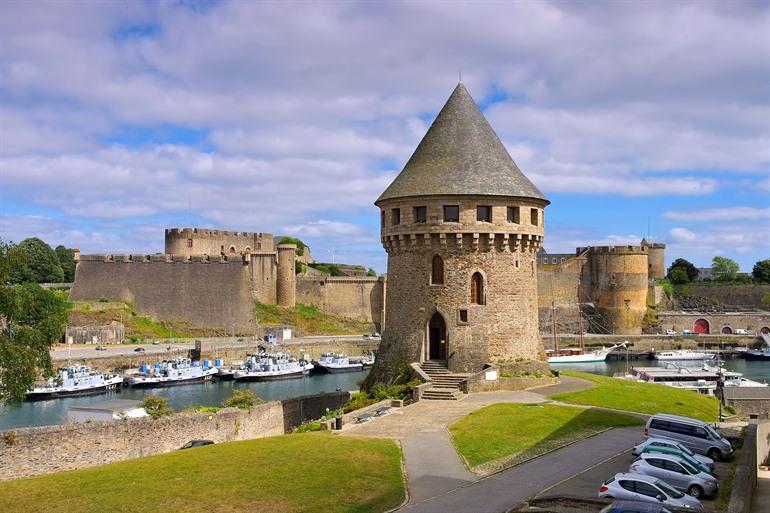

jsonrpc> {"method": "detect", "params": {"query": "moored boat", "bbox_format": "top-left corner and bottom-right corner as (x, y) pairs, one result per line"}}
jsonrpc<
(548, 343), (626, 364)
(233, 353), (313, 382)
(27, 365), (123, 400)
(128, 358), (218, 388)
(314, 353), (364, 373)
(653, 349), (715, 361)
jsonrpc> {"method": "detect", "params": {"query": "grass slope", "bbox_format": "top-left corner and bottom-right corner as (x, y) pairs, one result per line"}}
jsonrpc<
(256, 301), (372, 336)
(551, 371), (719, 422)
(449, 403), (643, 472)
(0, 433), (404, 513)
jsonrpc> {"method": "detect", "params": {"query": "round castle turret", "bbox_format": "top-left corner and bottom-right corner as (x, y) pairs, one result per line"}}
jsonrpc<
(641, 239), (666, 281)
(369, 83), (549, 382)
(276, 244), (297, 307)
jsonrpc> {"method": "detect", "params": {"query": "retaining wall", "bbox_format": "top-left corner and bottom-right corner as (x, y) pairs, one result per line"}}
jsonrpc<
(728, 424), (757, 513)
(280, 391), (351, 431)
(296, 276), (385, 328)
(0, 401), (283, 481)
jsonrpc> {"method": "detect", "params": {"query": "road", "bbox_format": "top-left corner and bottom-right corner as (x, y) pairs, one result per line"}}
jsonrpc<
(51, 335), (374, 361)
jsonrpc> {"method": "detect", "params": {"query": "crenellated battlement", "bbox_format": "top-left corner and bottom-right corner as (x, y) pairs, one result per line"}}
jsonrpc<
(165, 227), (271, 239)
(577, 245), (648, 255)
(381, 232), (543, 254)
(76, 253), (249, 264)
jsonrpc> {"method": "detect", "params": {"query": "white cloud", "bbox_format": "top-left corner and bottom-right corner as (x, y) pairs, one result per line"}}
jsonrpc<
(663, 207), (770, 222)
(669, 227), (698, 243)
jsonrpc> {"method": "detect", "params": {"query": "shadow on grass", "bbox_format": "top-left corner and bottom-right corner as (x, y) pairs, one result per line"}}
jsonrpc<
(466, 405), (642, 475)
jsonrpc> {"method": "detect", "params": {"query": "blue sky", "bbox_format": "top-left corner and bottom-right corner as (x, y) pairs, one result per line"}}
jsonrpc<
(1, 1), (768, 273)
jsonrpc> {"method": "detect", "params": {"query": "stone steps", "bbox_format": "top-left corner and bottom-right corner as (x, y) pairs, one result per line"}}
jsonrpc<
(421, 388), (464, 400)
(418, 361), (467, 401)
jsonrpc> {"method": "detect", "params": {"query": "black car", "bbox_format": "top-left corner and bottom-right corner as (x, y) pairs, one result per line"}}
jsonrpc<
(600, 500), (673, 513)
(180, 440), (215, 450)
(133, 347), (145, 353)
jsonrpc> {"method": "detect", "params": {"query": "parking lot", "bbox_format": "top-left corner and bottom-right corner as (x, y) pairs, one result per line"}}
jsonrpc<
(534, 443), (734, 512)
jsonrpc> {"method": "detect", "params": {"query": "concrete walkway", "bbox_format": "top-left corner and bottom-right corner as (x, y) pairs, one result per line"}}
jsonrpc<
(338, 376), (597, 511)
(751, 471), (770, 513)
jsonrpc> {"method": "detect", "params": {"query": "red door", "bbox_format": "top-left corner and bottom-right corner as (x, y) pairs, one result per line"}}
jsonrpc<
(694, 319), (710, 334)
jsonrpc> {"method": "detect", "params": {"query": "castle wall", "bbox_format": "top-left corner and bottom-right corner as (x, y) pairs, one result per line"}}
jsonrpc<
(165, 227), (274, 256)
(295, 276), (384, 328)
(588, 246), (649, 335)
(70, 254), (256, 334)
(646, 244), (666, 281)
(657, 312), (770, 335)
(537, 252), (590, 308)
(250, 253), (278, 305)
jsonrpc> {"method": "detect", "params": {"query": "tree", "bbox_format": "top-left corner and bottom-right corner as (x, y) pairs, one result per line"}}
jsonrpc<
(366, 268), (377, 277)
(666, 258), (699, 283)
(712, 256), (739, 281)
(54, 245), (76, 282)
(141, 395), (174, 418)
(0, 247), (69, 404)
(668, 268), (689, 284)
(753, 259), (770, 283)
(222, 389), (261, 410)
(13, 238), (64, 283)
(0, 239), (27, 285)
(278, 236), (306, 257)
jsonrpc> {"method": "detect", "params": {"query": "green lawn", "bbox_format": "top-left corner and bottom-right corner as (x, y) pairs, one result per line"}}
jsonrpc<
(551, 371), (719, 422)
(0, 433), (404, 513)
(449, 403), (643, 472)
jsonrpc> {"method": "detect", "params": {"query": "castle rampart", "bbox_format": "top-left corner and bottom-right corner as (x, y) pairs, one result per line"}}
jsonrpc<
(165, 227), (274, 256)
(296, 276), (385, 329)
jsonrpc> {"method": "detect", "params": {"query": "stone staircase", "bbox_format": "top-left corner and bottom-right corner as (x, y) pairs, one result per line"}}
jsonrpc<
(420, 360), (468, 400)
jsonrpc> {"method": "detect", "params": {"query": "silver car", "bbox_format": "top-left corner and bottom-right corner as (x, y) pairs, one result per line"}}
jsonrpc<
(599, 472), (703, 510)
(644, 413), (733, 461)
(629, 453), (718, 498)
(632, 438), (714, 468)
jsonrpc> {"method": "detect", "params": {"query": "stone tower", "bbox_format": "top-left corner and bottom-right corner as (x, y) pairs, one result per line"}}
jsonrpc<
(641, 238), (666, 281)
(276, 244), (297, 307)
(369, 83), (548, 383)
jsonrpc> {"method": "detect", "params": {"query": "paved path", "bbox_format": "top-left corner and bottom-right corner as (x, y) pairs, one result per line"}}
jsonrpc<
(400, 427), (640, 513)
(751, 471), (770, 513)
(339, 377), (598, 511)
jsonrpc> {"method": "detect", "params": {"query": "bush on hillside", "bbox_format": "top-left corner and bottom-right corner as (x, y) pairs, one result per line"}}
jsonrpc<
(223, 390), (262, 410)
(141, 396), (174, 418)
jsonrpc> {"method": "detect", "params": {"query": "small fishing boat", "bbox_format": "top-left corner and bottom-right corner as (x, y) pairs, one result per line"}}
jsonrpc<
(314, 353), (364, 373)
(653, 350), (715, 361)
(350, 351), (376, 369)
(744, 348), (770, 361)
(548, 343), (626, 364)
(128, 358), (218, 388)
(27, 365), (123, 400)
(233, 353), (313, 382)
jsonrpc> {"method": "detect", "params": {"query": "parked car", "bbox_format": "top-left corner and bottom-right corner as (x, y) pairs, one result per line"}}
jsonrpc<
(152, 339), (160, 345)
(666, 330), (677, 336)
(599, 500), (673, 513)
(644, 413), (733, 461)
(633, 438), (714, 473)
(180, 440), (214, 450)
(629, 453), (718, 498)
(95, 346), (108, 351)
(599, 473), (703, 510)
(134, 347), (145, 353)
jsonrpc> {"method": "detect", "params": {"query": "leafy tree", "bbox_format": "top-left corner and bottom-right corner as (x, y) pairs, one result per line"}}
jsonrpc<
(711, 256), (739, 281)
(0, 245), (69, 404)
(54, 245), (76, 282)
(668, 267), (689, 285)
(753, 259), (770, 283)
(308, 263), (344, 276)
(666, 258), (699, 283)
(13, 238), (64, 283)
(222, 389), (262, 410)
(278, 236), (306, 257)
(0, 239), (27, 285)
(141, 395), (174, 418)
(366, 268), (377, 277)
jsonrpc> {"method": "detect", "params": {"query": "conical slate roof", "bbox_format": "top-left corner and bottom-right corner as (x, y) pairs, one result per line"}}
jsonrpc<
(377, 83), (547, 204)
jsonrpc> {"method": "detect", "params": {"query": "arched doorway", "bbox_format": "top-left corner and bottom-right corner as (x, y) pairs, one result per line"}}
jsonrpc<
(761, 327), (770, 335)
(693, 319), (710, 334)
(428, 312), (447, 361)
(722, 326), (733, 334)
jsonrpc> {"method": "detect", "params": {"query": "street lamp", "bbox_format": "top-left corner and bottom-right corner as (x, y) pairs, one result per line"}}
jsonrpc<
(625, 341), (630, 376)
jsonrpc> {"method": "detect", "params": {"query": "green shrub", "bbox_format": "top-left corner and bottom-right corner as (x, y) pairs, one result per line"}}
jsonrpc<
(182, 405), (221, 414)
(98, 297), (109, 302)
(223, 390), (262, 410)
(141, 396), (174, 418)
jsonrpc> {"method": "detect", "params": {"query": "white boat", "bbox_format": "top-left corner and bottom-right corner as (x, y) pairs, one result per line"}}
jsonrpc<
(233, 353), (313, 381)
(653, 350), (715, 361)
(128, 358), (218, 387)
(548, 343), (626, 364)
(350, 351), (376, 369)
(27, 365), (123, 400)
(314, 353), (364, 373)
(630, 364), (718, 394)
(702, 363), (768, 387)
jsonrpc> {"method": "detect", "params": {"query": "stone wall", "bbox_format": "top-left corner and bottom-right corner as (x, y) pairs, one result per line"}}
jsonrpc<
(587, 247), (649, 335)
(165, 227), (274, 256)
(280, 391), (350, 431)
(296, 276), (385, 328)
(658, 312), (770, 335)
(70, 254), (256, 334)
(727, 424), (757, 513)
(64, 321), (125, 344)
(675, 284), (770, 311)
(0, 401), (283, 481)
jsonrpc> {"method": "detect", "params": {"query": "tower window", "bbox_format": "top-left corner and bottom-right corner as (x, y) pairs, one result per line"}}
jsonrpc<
(470, 272), (485, 305)
(443, 205), (459, 222)
(476, 205), (492, 222)
(414, 206), (427, 223)
(530, 208), (539, 226)
(381, 210), (385, 228)
(507, 206), (520, 224)
(458, 309), (468, 323)
(431, 255), (444, 285)
(392, 208), (401, 226)
(187, 238), (193, 248)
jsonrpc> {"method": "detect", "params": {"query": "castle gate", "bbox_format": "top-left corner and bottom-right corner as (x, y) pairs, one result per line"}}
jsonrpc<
(693, 318), (710, 334)
(721, 326), (733, 334)
(428, 312), (447, 361)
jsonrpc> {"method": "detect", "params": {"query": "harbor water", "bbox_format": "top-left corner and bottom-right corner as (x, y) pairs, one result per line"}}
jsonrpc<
(552, 358), (770, 382)
(0, 371), (369, 430)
